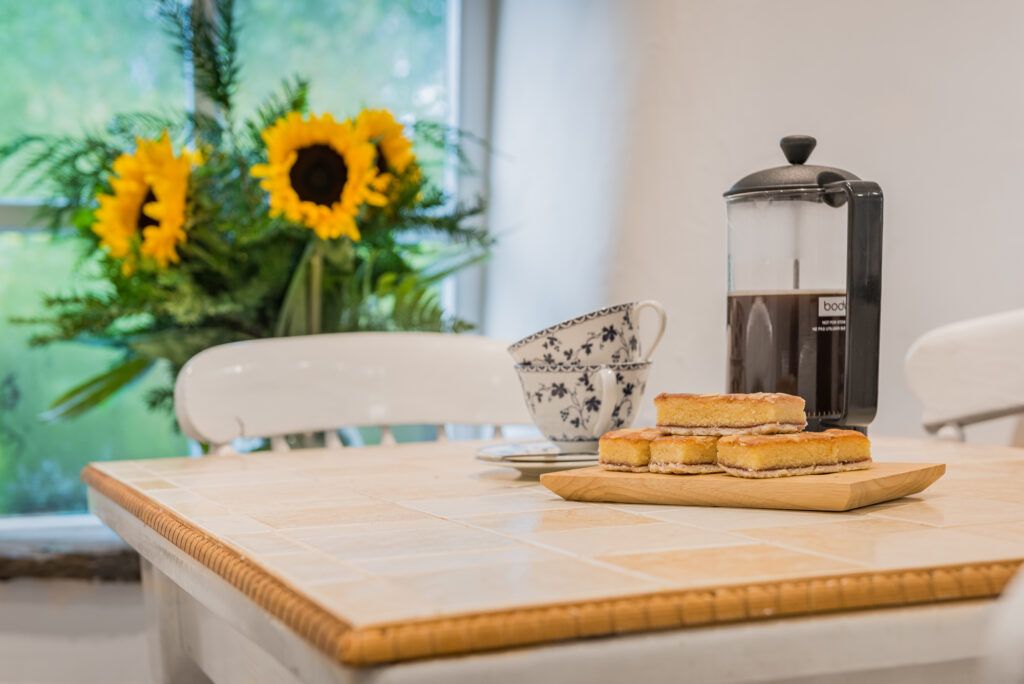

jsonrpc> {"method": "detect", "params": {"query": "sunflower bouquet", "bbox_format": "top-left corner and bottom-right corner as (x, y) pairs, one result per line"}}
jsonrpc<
(0, 0), (490, 421)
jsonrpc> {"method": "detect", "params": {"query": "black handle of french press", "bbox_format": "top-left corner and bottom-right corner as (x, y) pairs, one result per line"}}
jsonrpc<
(822, 179), (883, 431)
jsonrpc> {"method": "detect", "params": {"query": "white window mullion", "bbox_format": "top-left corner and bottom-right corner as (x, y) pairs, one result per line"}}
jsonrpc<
(0, 201), (43, 230)
(450, 0), (497, 330)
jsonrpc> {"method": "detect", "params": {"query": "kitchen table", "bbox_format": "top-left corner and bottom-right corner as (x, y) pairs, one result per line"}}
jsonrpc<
(84, 437), (1024, 684)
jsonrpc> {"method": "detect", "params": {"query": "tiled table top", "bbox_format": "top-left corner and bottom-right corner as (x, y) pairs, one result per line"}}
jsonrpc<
(84, 437), (1024, 666)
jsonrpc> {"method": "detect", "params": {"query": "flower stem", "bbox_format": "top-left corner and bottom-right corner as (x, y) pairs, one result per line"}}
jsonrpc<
(309, 242), (324, 335)
(273, 241), (315, 337)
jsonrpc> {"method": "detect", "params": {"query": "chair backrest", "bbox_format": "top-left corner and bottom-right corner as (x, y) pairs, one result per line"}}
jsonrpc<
(905, 309), (1024, 440)
(174, 332), (531, 452)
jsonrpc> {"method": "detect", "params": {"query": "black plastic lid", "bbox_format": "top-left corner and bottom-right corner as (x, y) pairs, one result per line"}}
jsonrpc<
(724, 135), (860, 198)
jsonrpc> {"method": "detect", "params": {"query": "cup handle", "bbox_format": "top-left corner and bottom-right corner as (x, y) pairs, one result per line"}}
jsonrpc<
(636, 300), (667, 362)
(591, 368), (618, 438)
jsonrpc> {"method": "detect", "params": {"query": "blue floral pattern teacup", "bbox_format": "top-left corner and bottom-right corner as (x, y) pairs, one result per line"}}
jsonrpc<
(514, 362), (651, 453)
(508, 301), (667, 367)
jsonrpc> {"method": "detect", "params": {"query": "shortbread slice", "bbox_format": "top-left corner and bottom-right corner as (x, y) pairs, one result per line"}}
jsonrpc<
(824, 429), (873, 471)
(598, 428), (664, 472)
(717, 432), (842, 478)
(649, 436), (722, 474)
(655, 393), (807, 436)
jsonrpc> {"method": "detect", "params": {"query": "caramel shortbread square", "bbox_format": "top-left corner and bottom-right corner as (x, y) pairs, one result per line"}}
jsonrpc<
(717, 431), (871, 478)
(598, 428), (664, 472)
(655, 393), (807, 436)
(824, 429), (873, 466)
(649, 435), (721, 475)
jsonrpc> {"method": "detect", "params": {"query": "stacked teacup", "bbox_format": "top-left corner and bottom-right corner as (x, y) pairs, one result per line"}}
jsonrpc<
(509, 301), (667, 453)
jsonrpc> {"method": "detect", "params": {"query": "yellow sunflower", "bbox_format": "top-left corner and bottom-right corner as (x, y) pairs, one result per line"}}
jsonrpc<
(250, 112), (386, 241)
(355, 109), (416, 192)
(93, 133), (197, 271)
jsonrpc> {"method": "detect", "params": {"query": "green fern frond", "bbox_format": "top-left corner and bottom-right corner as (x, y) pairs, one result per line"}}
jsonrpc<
(243, 75), (310, 149)
(158, 0), (240, 128)
(145, 386), (176, 414)
(369, 272), (474, 333)
(105, 111), (186, 143)
(413, 120), (501, 173)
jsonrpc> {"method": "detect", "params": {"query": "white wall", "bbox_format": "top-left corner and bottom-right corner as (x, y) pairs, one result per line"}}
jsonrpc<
(484, 0), (1024, 440)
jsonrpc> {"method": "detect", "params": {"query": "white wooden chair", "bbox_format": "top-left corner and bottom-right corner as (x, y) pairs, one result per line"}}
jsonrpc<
(905, 309), (1024, 442)
(174, 332), (531, 454)
(906, 311), (1024, 683)
(985, 569), (1024, 683)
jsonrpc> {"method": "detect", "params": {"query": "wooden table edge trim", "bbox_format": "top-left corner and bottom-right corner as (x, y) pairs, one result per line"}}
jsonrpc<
(82, 464), (1024, 668)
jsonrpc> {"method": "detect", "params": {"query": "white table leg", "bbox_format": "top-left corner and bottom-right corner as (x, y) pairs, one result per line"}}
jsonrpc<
(142, 558), (213, 684)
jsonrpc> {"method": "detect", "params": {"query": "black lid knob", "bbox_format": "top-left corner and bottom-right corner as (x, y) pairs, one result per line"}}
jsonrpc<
(780, 135), (816, 165)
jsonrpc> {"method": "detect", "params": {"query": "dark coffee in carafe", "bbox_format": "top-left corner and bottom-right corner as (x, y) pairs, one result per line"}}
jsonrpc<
(727, 290), (846, 423)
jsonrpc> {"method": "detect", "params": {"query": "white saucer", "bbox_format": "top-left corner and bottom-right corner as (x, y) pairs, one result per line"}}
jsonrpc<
(474, 455), (598, 476)
(475, 441), (598, 475)
(476, 441), (597, 461)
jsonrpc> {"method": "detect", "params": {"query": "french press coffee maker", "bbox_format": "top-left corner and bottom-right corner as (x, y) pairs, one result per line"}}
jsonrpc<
(724, 135), (883, 432)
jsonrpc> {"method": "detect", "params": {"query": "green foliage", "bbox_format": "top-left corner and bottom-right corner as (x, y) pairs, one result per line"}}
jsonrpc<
(1, 0), (490, 424)
(158, 0), (239, 114)
(40, 356), (153, 422)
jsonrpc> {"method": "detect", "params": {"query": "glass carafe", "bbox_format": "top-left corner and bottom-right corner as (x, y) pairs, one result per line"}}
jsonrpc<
(725, 135), (883, 431)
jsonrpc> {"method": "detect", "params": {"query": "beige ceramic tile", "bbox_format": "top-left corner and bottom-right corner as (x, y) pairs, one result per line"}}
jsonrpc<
(861, 495), (1024, 527)
(167, 469), (310, 488)
(356, 476), (535, 501)
(143, 456), (263, 473)
(190, 515), (273, 535)
(522, 522), (748, 556)
(308, 578), (439, 625)
(287, 517), (456, 543)
(397, 490), (577, 518)
(927, 469), (1024, 503)
(147, 488), (207, 505)
(924, 476), (1003, 493)
(351, 546), (564, 576)
(600, 544), (859, 587)
(871, 436), (1023, 463)
(309, 524), (517, 561)
(223, 532), (303, 556)
(302, 463), (435, 479)
(737, 518), (1024, 569)
(261, 552), (367, 585)
(92, 461), (152, 477)
(937, 450), (1024, 466)
(193, 481), (374, 507)
(126, 478), (178, 491)
(935, 462), (1024, 487)
(147, 488), (231, 517)
(955, 520), (1024, 544)
(248, 502), (425, 529)
(459, 507), (659, 535)
(395, 559), (661, 613)
(633, 505), (863, 531)
(165, 500), (232, 517)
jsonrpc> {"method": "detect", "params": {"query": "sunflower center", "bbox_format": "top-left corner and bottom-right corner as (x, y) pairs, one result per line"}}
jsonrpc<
(290, 144), (348, 206)
(136, 189), (158, 229)
(375, 144), (389, 176)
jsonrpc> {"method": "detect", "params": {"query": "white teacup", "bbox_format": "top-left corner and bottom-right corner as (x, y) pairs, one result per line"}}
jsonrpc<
(508, 301), (667, 366)
(514, 362), (652, 453)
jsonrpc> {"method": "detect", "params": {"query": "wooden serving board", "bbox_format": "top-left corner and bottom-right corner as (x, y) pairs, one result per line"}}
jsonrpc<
(540, 462), (945, 512)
